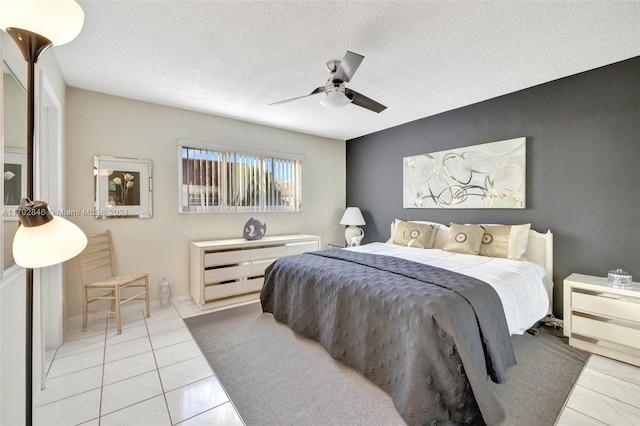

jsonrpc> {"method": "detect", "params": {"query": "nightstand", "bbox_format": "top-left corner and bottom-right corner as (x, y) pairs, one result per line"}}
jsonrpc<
(328, 242), (347, 248)
(563, 273), (640, 366)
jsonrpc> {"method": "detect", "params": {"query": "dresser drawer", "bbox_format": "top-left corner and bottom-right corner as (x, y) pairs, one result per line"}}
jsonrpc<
(286, 241), (319, 256)
(205, 250), (252, 267)
(204, 262), (268, 283)
(251, 246), (287, 260)
(204, 245), (287, 267)
(572, 291), (640, 323)
(572, 314), (640, 349)
(205, 277), (264, 301)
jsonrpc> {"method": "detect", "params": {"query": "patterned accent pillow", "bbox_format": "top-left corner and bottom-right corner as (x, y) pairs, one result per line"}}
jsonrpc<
(477, 223), (531, 260)
(443, 224), (484, 255)
(479, 225), (511, 258)
(392, 220), (438, 248)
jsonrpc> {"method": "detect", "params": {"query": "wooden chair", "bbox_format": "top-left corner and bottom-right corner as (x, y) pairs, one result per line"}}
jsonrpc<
(78, 230), (150, 334)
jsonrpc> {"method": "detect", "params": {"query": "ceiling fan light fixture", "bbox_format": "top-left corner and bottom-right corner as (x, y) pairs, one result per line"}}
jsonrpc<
(319, 84), (352, 108)
(271, 51), (385, 112)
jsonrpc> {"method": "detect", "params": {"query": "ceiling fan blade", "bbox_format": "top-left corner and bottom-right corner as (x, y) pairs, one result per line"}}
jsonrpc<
(345, 88), (387, 113)
(269, 87), (325, 105)
(334, 51), (364, 83)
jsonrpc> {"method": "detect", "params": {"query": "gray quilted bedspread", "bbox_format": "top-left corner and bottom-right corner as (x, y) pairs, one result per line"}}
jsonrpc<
(260, 249), (516, 426)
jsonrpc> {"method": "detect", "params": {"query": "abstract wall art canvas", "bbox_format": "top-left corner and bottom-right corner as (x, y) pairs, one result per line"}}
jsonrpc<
(403, 137), (526, 209)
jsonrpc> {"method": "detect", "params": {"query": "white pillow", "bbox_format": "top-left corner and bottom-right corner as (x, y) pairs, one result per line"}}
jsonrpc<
(507, 223), (531, 260)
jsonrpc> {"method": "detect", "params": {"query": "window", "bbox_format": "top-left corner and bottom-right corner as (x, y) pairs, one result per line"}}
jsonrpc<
(178, 139), (303, 213)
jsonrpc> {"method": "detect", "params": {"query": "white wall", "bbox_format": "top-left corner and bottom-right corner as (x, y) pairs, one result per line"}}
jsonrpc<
(64, 88), (346, 317)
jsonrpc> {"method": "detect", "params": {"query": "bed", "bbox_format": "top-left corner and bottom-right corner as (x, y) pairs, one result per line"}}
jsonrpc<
(261, 221), (553, 425)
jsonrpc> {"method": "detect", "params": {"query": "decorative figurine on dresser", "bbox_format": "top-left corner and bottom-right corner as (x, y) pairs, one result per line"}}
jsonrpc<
(243, 218), (267, 240)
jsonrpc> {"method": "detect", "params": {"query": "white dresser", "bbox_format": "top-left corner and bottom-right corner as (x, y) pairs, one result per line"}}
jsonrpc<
(190, 234), (321, 310)
(563, 273), (640, 366)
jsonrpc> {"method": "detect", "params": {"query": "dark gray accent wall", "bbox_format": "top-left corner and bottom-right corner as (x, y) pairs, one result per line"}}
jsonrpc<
(346, 57), (639, 317)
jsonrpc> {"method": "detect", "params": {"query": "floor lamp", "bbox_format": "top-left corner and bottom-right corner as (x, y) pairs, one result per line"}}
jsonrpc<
(0, 1), (86, 425)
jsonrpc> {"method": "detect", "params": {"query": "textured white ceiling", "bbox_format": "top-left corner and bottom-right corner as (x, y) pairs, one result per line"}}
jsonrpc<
(53, 1), (640, 141)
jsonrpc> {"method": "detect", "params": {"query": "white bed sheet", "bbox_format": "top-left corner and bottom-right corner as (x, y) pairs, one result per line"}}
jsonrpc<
(346, 242), (552, 335)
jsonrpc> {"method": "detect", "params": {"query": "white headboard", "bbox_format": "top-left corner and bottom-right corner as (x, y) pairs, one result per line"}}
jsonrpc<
(389, 220), (553, 278)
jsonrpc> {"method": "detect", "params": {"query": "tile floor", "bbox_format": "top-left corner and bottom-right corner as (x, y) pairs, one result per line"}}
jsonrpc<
(37, 297), (640, 426)
(556, 354), (640, 425)
(36, 298), (245, 426)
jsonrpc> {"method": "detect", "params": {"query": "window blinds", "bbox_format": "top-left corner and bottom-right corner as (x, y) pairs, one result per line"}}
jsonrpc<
(178, 141), (302, 213)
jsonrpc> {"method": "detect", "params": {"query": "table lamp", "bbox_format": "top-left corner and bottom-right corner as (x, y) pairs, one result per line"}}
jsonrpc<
(339, 207), (366, 246)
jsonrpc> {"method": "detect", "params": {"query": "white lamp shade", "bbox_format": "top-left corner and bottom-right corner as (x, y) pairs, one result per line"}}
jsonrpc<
(13, 216), (87, 268)
(0, 0), (85, 45)
(339, 207), (366, 226)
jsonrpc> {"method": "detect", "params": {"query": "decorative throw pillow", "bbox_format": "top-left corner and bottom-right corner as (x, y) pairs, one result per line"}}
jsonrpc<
(479, 225), (511, 258)
(392, 220), (438, 248)
(443, 223), (484, 255)
(476, 223), (531, 260)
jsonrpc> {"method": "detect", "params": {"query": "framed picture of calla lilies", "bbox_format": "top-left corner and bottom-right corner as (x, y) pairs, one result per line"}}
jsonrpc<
(403, 137), (526, 209)
(94, 156), (153, 219)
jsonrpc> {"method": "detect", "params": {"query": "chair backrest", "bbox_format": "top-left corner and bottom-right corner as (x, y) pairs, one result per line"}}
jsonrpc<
(78, 230), (116, 285)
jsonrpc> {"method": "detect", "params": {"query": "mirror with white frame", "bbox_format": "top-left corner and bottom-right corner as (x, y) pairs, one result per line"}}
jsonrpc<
(2, 59), (27, 272)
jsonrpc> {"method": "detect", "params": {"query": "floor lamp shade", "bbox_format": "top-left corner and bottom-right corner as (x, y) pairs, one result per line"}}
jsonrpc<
(13, 200), (87, 268)
(0, 0), (85, 45)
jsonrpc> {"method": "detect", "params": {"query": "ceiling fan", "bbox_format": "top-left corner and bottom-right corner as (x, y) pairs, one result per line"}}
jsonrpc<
(270, 51), (387, 113)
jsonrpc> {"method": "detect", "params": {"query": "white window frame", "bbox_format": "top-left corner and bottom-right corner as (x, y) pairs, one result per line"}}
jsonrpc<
(177, 139), (303, 213)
